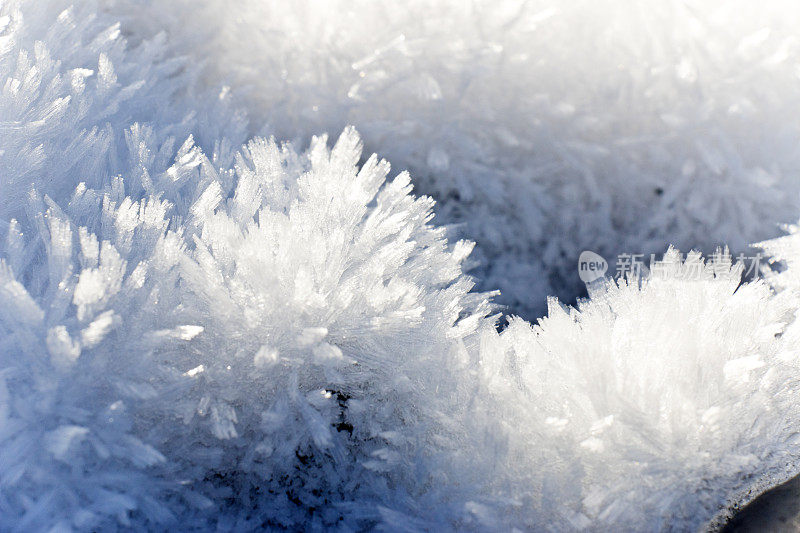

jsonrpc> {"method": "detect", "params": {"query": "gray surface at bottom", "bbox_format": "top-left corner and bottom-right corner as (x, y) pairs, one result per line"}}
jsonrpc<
(723, 475), (800, 532)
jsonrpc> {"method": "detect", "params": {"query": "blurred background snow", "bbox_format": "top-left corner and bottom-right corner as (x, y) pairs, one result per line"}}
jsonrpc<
(108, 0), (800, 317)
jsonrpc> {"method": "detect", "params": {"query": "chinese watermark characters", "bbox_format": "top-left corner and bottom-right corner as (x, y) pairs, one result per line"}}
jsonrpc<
(579, 251), (765, 283)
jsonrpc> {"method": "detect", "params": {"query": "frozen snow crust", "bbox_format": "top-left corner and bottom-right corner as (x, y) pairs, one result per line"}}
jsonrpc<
(3, 0), (800, 531)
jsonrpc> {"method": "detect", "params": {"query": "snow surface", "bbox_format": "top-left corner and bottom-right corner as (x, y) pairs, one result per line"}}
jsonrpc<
(3, 0), (800, 530)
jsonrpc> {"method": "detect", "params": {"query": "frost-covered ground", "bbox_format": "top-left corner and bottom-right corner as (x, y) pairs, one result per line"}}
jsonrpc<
(4, 0), (800, 531)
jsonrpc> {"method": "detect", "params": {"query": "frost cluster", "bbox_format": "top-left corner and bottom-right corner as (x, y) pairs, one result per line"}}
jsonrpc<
(4, 0), (800, 531)
(478, 249), (800, 530)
